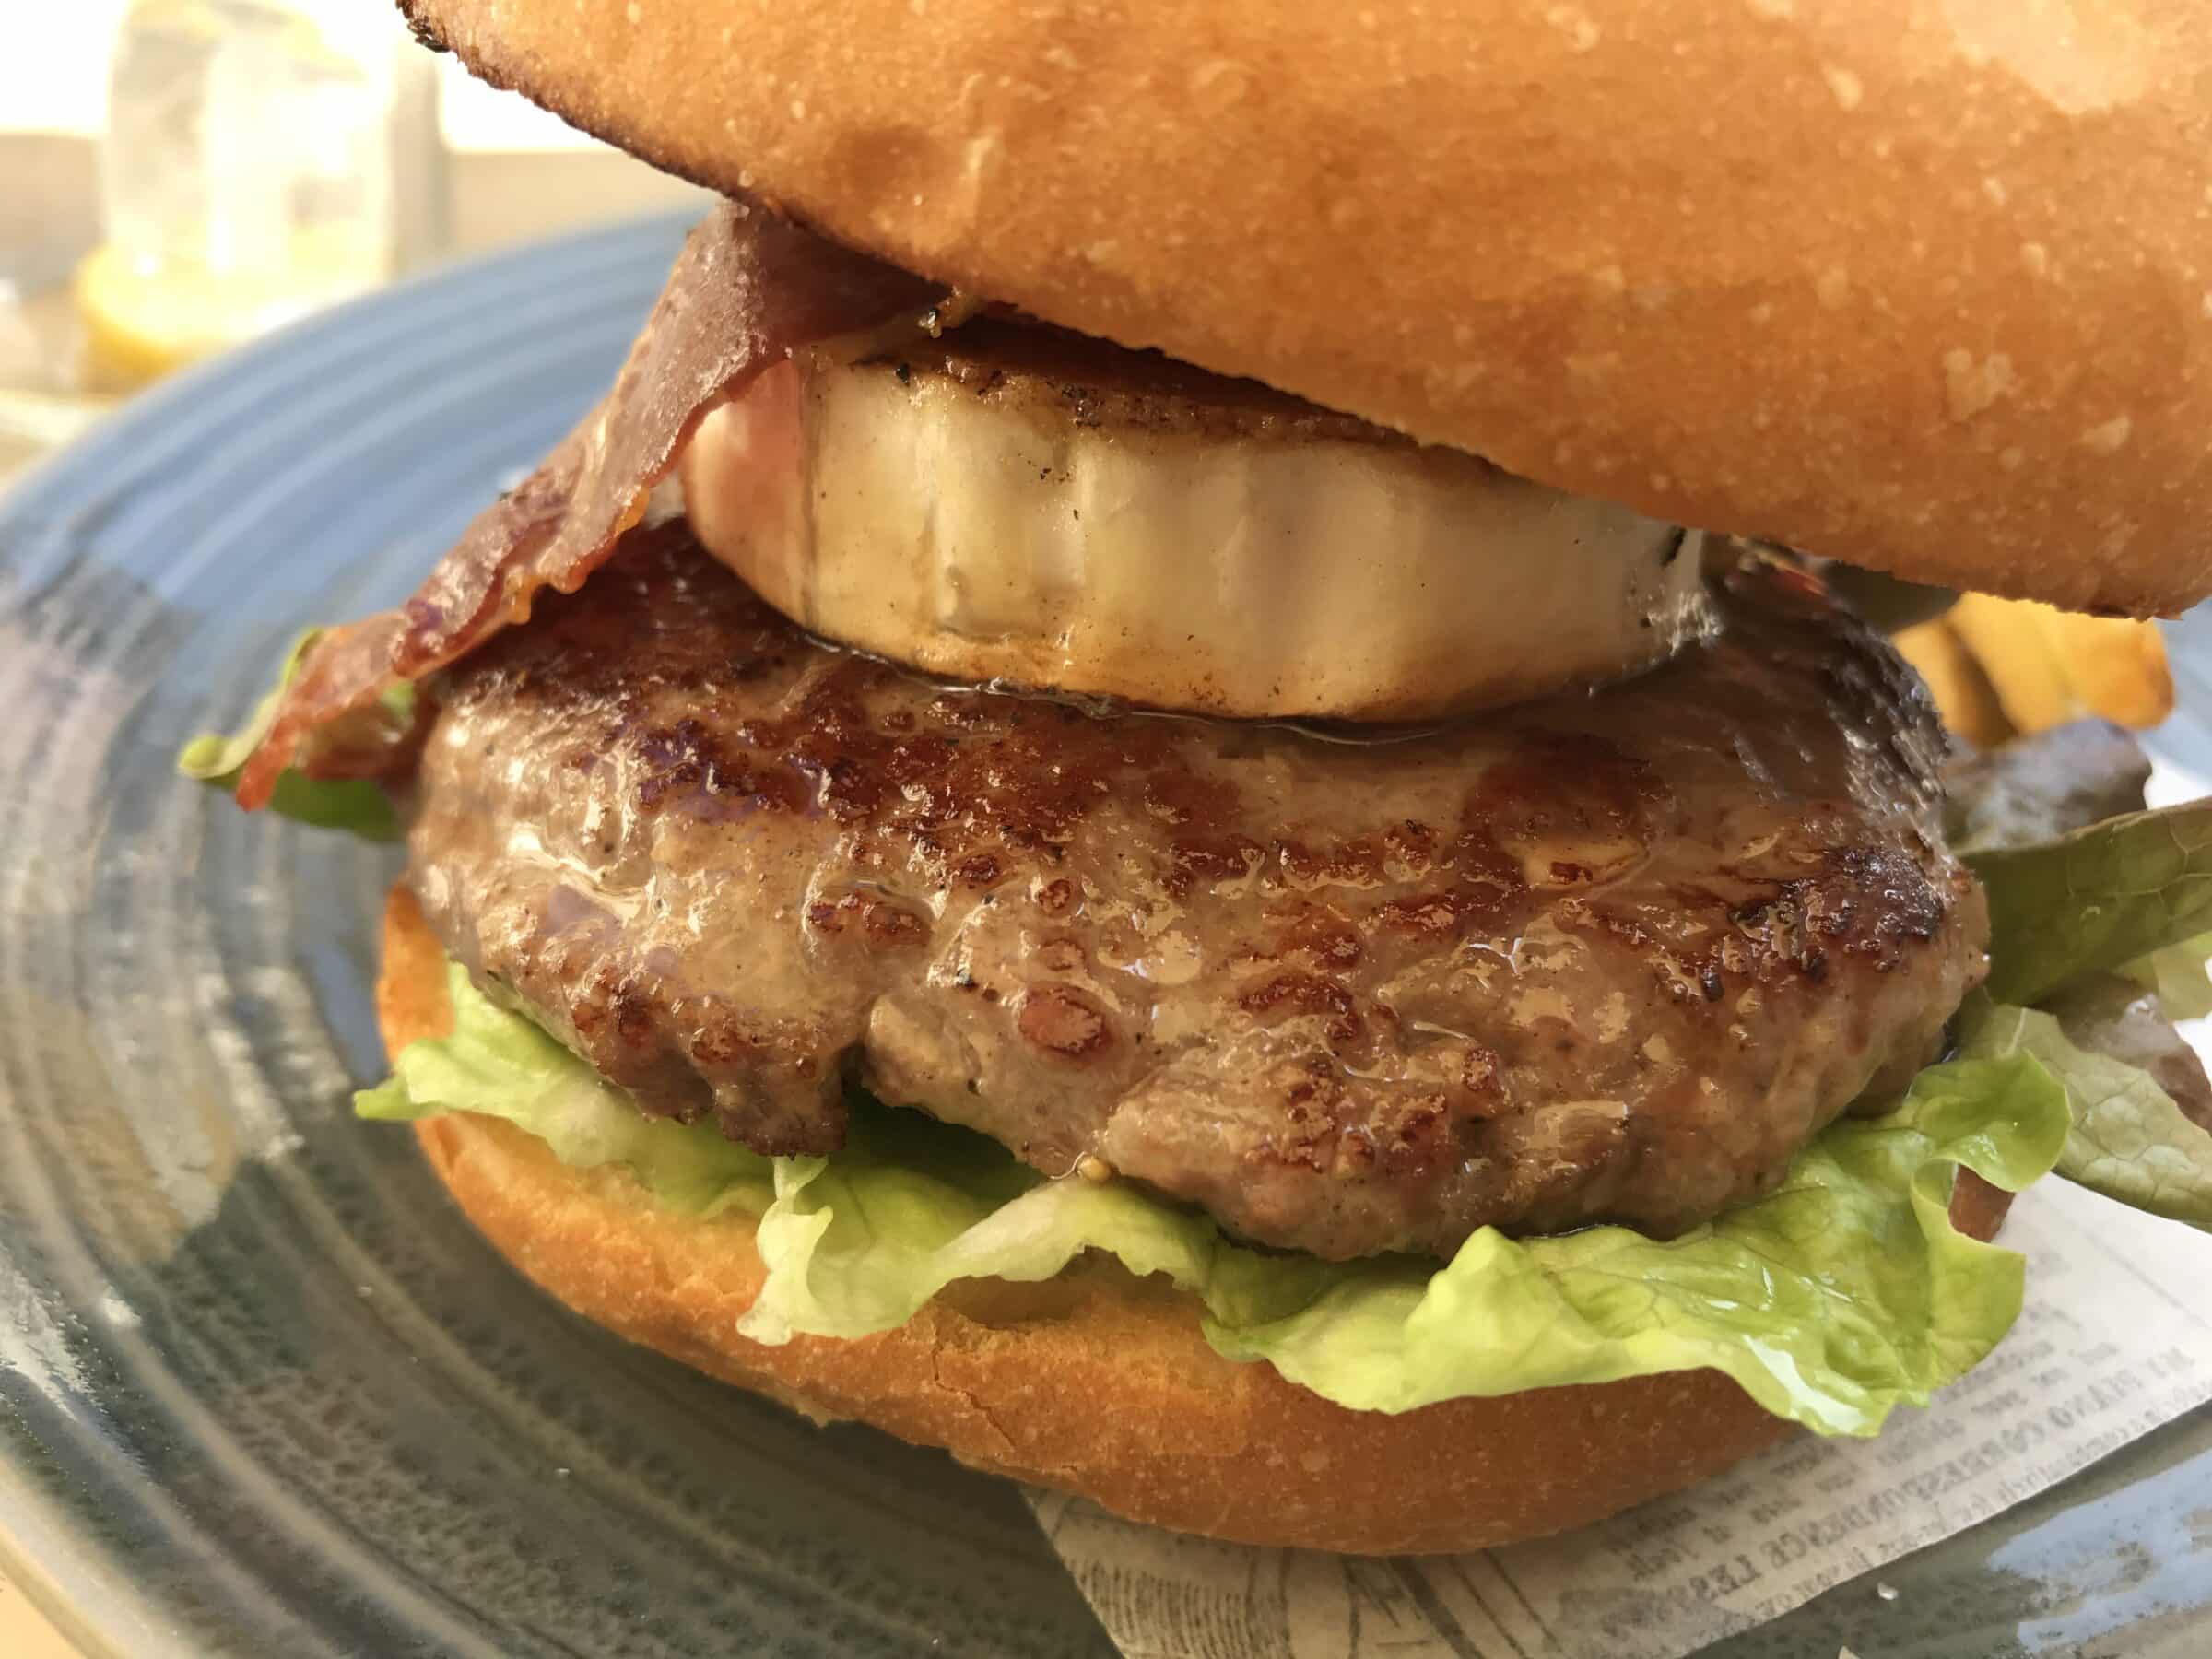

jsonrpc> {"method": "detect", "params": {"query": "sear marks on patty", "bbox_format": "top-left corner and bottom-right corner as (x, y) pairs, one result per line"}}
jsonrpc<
(405, 523), (1986, 1260)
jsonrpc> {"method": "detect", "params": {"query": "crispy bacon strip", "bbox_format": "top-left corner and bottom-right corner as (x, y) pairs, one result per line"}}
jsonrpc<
(234, 201), (934, 807)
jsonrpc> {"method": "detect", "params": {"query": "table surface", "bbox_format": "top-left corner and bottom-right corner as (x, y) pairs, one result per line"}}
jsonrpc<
(0, 1577), (72, 1658)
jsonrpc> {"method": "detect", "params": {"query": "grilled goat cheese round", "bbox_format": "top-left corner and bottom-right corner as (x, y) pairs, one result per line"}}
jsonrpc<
(680, 324), (1709, 718)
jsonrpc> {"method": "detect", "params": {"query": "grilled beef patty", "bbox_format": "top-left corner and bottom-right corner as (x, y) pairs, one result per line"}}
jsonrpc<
(405, 523), (1984, 1260)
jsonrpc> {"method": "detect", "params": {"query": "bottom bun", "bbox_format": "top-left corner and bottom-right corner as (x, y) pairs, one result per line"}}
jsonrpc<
(380, 884), (2007, 1555)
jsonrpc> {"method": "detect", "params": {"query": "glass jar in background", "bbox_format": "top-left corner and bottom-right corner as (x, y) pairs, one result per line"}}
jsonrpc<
(78, 0), (429, 390)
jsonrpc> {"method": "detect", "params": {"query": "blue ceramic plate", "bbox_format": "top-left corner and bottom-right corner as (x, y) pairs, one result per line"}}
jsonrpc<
(0, 214), (2206, 1658)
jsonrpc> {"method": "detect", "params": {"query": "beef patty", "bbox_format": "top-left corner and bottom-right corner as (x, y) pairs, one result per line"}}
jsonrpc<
(405, 523), (1985, 1260)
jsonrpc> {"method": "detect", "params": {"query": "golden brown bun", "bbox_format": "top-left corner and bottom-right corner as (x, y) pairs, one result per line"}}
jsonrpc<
(382, 884), (2007, 1554)
(403, 0), (2212, 617)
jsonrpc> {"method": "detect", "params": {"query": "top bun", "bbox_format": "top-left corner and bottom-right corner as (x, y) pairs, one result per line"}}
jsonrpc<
(405, 0), (2212, 617)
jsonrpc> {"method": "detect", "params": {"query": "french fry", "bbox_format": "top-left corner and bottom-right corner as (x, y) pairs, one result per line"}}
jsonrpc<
(1894, 618), (2017, 747)
(1945, 594), (2173, 734)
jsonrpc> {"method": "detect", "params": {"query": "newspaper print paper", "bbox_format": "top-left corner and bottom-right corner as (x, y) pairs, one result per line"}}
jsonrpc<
(1030, 1133), (2212, 1659)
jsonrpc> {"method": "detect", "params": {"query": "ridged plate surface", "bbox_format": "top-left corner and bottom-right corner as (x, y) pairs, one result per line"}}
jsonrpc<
(0, 212), (2206, 1658)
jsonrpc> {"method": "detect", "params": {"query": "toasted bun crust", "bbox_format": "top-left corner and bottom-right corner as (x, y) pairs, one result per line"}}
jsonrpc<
(404, 0), (2212, 617)
(382, 884), (2007, 1554)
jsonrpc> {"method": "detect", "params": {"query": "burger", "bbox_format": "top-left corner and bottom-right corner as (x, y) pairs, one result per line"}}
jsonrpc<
(185, 0), (2212, 1555)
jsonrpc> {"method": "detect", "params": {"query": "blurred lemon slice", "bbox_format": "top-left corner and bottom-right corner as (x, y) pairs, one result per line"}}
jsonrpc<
(74, 228), (378, 391)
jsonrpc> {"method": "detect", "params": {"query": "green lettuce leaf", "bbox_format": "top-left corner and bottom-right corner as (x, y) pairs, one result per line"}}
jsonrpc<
(1970, 800), (2212, 1005)
(2118, 933), (2212, 1021)
(177, 630), (409, 841)
(375, 964), (2072, 1436)
(747, 1052), (2065, 1433)
(358, 962), (771, 1216)
(1958, 995), (2212, 1229)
